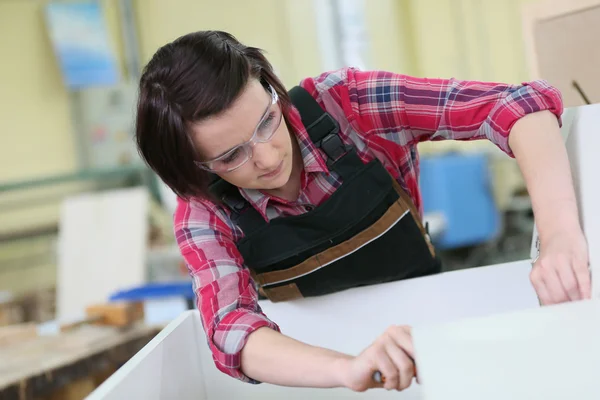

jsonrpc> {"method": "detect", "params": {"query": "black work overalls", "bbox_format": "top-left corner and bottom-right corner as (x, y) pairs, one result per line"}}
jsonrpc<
(209, 86), (442, 302)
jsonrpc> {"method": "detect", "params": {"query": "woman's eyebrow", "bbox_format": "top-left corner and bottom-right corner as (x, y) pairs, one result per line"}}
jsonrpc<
(212, 95), (272, 159)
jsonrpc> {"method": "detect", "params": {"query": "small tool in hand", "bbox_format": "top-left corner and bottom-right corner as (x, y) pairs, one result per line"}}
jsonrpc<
(372, 370), (385, 384)
(373, 368), (419, 385)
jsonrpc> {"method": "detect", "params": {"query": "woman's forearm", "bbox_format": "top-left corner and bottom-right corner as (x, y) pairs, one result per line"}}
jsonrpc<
(508, 109), (591, 302)
(508, 110), (581, 240)
(240, 327), (352, 388)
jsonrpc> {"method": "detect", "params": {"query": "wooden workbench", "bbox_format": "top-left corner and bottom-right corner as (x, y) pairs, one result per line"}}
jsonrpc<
(0, 323), (160, 400)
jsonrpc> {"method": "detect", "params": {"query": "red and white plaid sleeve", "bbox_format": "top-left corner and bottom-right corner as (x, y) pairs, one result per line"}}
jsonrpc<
(174, 196), (280, 383)
(304, 68), (563, 156)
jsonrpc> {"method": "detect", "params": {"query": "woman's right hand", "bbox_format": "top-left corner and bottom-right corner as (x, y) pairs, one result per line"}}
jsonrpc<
(338, 325), (417, 392)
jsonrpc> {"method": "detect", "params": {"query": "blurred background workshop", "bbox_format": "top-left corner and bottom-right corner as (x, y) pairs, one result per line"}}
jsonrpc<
(0, 0), (596, 399)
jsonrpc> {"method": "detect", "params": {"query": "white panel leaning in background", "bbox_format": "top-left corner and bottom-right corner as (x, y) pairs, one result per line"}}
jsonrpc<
(56, 187), (149, 323)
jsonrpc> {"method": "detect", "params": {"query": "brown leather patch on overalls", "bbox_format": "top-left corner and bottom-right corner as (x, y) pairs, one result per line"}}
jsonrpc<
(391, 179), (436, 258)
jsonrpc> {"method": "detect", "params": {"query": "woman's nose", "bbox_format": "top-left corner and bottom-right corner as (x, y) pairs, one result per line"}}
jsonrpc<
(251, 142), (279, 170)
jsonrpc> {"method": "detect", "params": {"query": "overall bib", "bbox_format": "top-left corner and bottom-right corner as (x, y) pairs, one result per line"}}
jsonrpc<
(209, 86), (442, 302)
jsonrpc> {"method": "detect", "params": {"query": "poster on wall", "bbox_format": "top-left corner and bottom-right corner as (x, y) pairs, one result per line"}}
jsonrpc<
(44, 1), (119, 89)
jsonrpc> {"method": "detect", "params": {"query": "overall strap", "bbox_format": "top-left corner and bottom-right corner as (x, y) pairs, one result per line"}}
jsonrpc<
(207, 175), (265, 230)
(288, 86), (364, 178)
(288, 86), (340, 145)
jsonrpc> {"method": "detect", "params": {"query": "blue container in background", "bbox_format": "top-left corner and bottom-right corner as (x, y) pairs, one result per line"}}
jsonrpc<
(419, 153), (500, 250)
(109, 281), (196, 325)
(109, 281), (194, 303)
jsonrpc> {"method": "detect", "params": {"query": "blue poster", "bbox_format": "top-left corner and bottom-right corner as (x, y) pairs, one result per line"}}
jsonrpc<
(45, 1), (120, 89)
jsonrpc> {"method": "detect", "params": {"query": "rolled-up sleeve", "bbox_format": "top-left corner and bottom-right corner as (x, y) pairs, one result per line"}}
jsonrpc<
(482, 79), (563, 156)
(313, 68), (564, 158)
(174, 197), (280, 383)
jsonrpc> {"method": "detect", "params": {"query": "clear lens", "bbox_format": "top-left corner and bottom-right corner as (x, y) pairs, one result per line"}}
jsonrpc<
(256, 106), (282, 141)
(208, 145), (251, 172)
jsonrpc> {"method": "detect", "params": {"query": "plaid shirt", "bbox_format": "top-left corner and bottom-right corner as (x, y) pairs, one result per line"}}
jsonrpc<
(174, 67), (563, 383)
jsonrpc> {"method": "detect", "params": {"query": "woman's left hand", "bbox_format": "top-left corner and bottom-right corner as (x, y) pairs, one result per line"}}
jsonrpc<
(530, 228), (591, 305)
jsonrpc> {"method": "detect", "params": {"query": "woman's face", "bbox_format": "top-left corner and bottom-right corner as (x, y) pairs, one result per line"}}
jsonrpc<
(190, 79), (294, 191)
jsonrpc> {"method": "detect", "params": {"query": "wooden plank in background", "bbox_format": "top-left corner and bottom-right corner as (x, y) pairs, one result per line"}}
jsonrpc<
(0, 323), (160, 400)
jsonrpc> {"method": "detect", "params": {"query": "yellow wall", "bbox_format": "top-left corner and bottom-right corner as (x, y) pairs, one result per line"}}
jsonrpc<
(364, 0), (419, 76)
(0, 1), (76, 183)
(0, 0), (125, 183)
(134, 0), (323, 89)
(403, 0), (536, 83)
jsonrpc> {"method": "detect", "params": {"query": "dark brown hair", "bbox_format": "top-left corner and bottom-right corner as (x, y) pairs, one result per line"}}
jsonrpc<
(135, 30), (291, 200)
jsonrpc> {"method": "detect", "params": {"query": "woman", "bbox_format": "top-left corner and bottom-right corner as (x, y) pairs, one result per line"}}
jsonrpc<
(135, 30), (590, 392)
